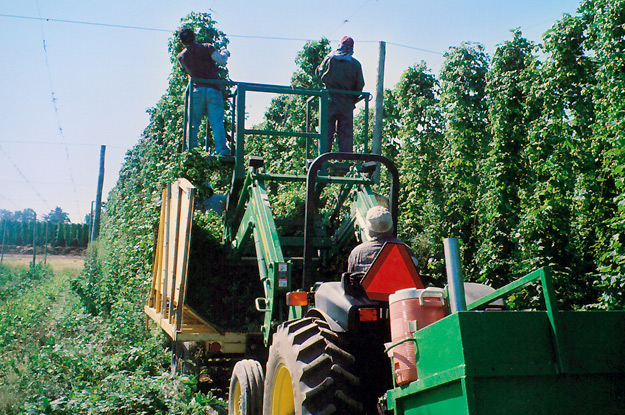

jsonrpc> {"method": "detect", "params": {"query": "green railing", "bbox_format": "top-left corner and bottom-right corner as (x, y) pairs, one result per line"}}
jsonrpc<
(184, 77), (372, 231)
(183, 78), (371, 161)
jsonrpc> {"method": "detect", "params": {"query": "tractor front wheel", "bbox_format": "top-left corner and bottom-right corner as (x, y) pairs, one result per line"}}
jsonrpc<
(228, 359), (264, 415)
(262, 317), (364, 415)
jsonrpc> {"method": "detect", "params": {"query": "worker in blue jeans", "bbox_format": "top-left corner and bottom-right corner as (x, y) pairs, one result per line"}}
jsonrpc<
(177, 28), (231, 156)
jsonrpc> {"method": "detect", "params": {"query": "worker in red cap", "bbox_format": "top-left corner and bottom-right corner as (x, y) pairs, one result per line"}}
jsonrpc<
(316, 36), (365, 153)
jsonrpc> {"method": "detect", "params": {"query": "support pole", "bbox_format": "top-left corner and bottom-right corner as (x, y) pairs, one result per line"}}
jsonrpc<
(444, 238), (466, 313)
(91, 145), (106, 241)
(44, 221), (48, 265)
(32, 212), (37, 267)
(1, 219), (5, 263)
(372, 41), (386, 182)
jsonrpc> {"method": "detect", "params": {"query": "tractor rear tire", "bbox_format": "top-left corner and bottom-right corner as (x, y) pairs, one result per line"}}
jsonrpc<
(228, 359), (264, 415)
(262, 317), (364, 415)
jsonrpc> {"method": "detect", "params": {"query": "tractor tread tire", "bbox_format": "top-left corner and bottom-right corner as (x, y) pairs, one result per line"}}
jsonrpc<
(228, 359), (264, 415)
(263, 317), (364, 415)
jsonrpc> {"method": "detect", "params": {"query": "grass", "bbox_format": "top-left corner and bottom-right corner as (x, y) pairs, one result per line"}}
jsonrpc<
(0, 254), (84, 273)
(0, 262), (225, 414)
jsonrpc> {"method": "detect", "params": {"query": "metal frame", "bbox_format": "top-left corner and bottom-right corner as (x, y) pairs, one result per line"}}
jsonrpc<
(175, 78), (388, 347)
(303, 152), (399, 289)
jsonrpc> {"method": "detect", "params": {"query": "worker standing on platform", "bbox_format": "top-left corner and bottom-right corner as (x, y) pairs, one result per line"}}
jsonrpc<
(316, 36), (365, 153)
(177, 28), (231, 156)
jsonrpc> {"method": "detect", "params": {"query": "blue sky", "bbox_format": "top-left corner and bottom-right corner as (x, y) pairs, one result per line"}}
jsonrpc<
(0, 0), (581, 223)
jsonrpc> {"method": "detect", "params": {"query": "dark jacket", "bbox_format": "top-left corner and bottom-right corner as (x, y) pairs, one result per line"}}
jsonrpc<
(177, 42), (220, 90)
(316, 54), (365, 111)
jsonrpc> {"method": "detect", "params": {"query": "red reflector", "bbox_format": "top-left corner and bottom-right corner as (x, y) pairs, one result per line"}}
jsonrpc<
(361, 243), (425, 301)
(359, 308), (378, 322)
(286, 291), (308, 306)
(209, 342), (222, 353)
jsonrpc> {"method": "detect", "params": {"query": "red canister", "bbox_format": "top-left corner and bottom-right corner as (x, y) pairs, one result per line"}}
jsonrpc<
(388, 287), (447, 385)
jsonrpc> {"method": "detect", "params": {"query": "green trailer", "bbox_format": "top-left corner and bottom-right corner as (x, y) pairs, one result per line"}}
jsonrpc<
(386, 267), (625, 415)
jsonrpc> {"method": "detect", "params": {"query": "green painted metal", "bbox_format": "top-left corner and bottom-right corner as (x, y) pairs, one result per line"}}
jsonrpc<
(319, 89), (329, 155)
(387, 268), (625, 415)
(231, 175), (290, 344)
(227, 160), (384, 345)
(182, 77), (387, 348)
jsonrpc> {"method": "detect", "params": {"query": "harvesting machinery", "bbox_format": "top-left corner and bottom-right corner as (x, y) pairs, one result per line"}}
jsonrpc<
(145, 78), (625, 414)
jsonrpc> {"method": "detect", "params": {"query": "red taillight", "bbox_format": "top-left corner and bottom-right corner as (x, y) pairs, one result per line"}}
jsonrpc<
(209, 342), (222, 353)
(286, 291), (308, 306)
(359, 308), (378, 322)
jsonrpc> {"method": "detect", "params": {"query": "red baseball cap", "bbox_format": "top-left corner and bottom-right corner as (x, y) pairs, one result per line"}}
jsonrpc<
(340, 36), (354, 47)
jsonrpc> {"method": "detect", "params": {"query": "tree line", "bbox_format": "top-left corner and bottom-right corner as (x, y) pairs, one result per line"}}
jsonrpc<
(0, 220), (89, 248)
(1, 207), (89, 248)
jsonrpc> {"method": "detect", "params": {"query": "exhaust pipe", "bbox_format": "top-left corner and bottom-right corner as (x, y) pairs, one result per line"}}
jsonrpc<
(443, 238), (466, 313)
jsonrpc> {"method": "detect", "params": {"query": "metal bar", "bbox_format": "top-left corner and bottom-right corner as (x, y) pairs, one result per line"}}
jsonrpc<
(248, 179), (289, 345)
(466, 268), (544, 310)
(250, 181), (285, 265)
(319, 90), (329, 154)
(254, 172), (372, 185)
(231, 204), (256, 258)
(190, 77), (370, 100)
(364, 95), (370, 153)
(466, 267), (569, 373)
(32, 212), (36, 267)
(191, 78), (322, 96)
(444, 238), (467, 313)
(540, 267), (568, 373)
(184, 81), (191, 151)
(243, 129), (320, 139)
(235, 84), (246, 180)
(303, 153), (399, 289)
(231, 173), (253, 232)
(306, 96), (314, 160)
(230, 87), (237, 151)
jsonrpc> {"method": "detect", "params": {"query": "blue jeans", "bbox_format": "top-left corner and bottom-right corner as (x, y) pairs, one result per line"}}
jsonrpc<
(188, 86), (230, 155)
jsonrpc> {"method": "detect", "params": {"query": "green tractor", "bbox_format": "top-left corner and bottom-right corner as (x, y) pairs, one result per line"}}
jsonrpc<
(146, 78), (625, 415)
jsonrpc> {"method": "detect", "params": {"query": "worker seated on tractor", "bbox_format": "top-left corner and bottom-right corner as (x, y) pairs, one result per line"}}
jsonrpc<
(348, 207), (502, 309)
(348, 206), (419, 276)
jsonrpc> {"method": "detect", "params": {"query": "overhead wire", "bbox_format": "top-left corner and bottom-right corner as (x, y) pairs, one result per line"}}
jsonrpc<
(0, 144), (51, 210)
(0, 140), (124, 149)
(34, 0), (82, 220)
(327, 0), (374, 37)
(0, 194), (19, 209)
(0, 13), (172, 33)
(0, 13), (445, 55)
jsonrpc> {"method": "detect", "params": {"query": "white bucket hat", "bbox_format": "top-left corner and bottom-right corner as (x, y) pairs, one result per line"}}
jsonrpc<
(365, 206), (393, 235)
